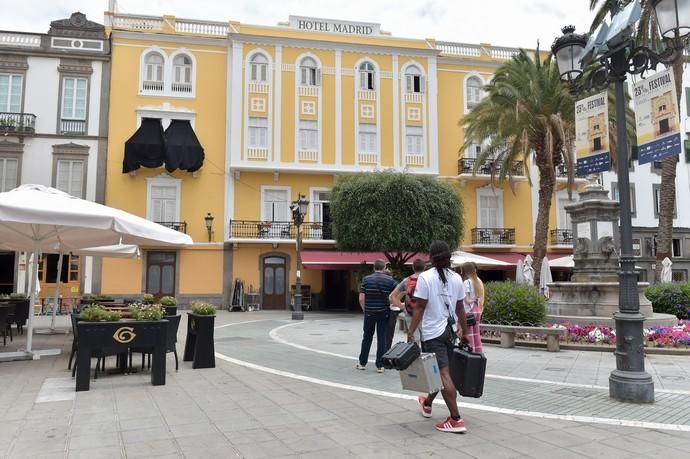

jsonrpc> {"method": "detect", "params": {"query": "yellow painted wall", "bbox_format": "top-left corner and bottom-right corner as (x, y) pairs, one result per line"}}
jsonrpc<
(178, 248), (224, 294)
(101, 258), (143, 295)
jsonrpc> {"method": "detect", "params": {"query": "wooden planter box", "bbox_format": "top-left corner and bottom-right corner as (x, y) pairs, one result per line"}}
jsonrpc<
(183, 313), (215, 369)
(75, 319), (168, 391)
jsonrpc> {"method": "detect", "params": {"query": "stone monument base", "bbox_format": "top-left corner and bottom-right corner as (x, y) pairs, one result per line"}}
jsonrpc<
(546, 281), (677, 328)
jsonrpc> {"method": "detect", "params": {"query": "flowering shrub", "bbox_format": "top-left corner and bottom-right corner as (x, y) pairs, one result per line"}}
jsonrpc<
(482, 282), (547, 326)
(481, 320), (690, 348)
(645, 283), (690, 320)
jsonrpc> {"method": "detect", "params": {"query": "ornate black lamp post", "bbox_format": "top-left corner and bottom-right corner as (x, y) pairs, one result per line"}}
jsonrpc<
(552, 0), (689, 403)
(290, 194), (309, 320)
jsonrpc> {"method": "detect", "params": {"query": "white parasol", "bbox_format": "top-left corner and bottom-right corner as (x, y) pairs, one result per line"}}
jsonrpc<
(0, 184), (192, 357)
(539, 256), (553, 297)
(451, 251), (509, 268)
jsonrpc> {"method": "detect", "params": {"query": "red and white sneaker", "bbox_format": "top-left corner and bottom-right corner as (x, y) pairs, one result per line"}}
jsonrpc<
(435, 417), (467, 433)
(418, 395), (432, 418)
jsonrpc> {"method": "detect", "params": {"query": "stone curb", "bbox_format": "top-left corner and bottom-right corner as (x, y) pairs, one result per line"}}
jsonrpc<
(482, 337), (690, 355)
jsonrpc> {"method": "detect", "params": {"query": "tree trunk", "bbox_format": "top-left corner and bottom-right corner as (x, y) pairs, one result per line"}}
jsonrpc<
(532, 163), (556, 288)
(654, 58), (684, 282)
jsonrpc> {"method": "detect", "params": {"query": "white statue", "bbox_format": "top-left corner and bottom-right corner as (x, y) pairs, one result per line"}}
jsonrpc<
(523, 255), (535, 286)
(661, 257), (673, 284)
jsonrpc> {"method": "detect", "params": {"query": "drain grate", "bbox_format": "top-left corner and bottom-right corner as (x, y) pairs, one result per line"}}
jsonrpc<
(553, 387), (599, 398)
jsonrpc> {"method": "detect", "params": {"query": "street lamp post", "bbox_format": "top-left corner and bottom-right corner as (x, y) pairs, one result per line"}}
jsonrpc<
(291, 194), (309, 321)
(552, 0), (689, 403)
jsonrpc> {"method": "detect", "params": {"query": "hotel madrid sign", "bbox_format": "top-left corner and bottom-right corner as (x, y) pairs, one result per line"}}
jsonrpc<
(289, 16), (381, 36)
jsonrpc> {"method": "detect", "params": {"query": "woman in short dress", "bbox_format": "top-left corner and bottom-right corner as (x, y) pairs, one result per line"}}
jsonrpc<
(462, 262), (484, 354)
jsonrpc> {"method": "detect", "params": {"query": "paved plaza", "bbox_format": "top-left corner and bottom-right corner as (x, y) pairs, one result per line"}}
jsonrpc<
(1, 311), (689, 458)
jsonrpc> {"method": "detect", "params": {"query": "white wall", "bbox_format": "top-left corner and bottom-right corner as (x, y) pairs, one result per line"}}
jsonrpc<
(24, 56), (60, 133)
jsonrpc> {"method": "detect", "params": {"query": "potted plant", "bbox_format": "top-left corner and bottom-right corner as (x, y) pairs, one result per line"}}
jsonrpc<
(159, 296), (177, 316)
(183, 302), (216, 369)
(142, 293), (154, 304)
(75, 304), (168, 392)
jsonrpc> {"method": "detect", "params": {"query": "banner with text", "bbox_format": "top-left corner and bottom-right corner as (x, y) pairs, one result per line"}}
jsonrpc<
(633, 68), (681, 165)
(575, 92), (610, 176)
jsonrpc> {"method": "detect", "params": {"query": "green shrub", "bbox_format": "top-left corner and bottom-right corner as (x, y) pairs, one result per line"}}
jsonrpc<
(142, 293), (154, 302)
(482, 281), (547, 326)
(128, 304), (164, 321)
(79, 304), (121, 322)
(9, 292), (27, 299)
(645, 283), (690, 320)
(191, 302), (216, 315)
(159, 296), (177, 306)
(0, 293), (9, 300)
(81, 293), (98, 300)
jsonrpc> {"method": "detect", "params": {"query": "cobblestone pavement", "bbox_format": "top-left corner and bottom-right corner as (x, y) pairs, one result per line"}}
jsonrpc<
(0, 311), (688, 459)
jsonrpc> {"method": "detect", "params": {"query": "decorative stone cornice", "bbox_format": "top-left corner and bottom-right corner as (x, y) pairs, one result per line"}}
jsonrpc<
(0, 54), (28, 72)
(49, 12), (106, 40)
(57, 58), (93, 75)
(0, 140), (24, 154)
(52, 142), (89, 156)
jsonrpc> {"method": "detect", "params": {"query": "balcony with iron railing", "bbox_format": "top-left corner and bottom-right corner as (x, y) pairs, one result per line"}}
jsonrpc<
(471, 228), (516, 245)
(0, 112), (36, 135)
(550, 229), (573, 246)
(156, 221), (187, 233)
(60, 119), (86, 135)
(229, 220), (333, 241)
(458, 158), (524, 176)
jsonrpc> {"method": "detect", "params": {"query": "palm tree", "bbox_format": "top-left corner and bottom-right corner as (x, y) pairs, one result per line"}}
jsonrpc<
(461, 48), (576, 286)
(589, 0), (687, 281)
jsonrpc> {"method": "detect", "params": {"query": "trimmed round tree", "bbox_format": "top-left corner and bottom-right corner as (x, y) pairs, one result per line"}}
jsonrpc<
(330, 172), (464, 269)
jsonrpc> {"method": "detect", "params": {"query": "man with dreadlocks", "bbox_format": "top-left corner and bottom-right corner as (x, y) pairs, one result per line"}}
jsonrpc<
(407, 240), (470, 433)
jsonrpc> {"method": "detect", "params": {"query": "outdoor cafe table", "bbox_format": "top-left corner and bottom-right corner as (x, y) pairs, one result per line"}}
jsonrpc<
(75, 319), (168, 391)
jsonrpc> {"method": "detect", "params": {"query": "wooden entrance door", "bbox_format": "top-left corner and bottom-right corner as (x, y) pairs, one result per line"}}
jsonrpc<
(262, 256), (287, 309)
(146, 252), (176, 300)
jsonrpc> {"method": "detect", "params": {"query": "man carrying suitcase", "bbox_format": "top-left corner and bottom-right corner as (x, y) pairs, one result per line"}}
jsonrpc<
(407, 240), (470, 433)
(357, 259), (398, 373)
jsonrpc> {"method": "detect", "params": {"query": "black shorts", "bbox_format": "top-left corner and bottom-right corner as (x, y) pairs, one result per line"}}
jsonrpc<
(422, 331), (453, 369)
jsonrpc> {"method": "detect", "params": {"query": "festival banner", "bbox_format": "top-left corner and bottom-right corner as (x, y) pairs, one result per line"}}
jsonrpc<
(575, 92), (610, 176)
(632, 68), (682, 165)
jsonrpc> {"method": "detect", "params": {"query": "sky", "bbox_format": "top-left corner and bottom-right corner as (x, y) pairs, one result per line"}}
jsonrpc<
(0, 0), (598, 50)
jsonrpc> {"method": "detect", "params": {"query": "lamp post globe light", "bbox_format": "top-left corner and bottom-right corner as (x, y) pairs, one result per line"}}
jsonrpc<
(552, 0), (689, 403)
(290, 194), (309, 321)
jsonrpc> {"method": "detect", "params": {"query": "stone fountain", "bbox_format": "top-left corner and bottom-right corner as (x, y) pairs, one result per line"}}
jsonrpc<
(546, 180), (676, 327)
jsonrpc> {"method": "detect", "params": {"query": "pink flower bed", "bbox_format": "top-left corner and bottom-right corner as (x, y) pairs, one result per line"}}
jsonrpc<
(481, 321), (690, 348)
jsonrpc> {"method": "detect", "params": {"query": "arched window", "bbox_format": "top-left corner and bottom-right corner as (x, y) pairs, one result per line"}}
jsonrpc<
(299, 56), (320, 87)
(404, 65), (424, 93)
(359, 61), (375, 90)
(466, 76), (483, 110)
(144, 52), (164, 90)
(250, 53), (269, 82)
(173, 54), (192, 85)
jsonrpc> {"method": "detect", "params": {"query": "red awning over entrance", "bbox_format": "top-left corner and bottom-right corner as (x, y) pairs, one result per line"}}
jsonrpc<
(302, 251), (388, 270)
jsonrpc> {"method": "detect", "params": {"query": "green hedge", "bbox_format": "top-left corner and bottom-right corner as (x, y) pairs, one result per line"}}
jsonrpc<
(645, 283), (690, 320)
(482, 281), (547, 326)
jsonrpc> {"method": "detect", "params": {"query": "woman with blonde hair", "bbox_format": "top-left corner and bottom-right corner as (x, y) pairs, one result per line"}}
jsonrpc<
(462, 261), (484, 353)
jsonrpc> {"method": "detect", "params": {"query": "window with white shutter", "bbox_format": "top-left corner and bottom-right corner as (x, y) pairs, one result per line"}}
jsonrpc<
(144, 53), (164, 83)
(404, 66), (424, 93)
(262, 188), (289, 222)
(0, 158), (18, 192)
(248, 117), (268, 148)
(405, 126), (423, 155)
(61, 77), (87, 120)
(358, 61), (375, 90)
(173, 55), (192, 84)
(299, 120), (318, 151)
(299, 57), (320, 86)
(466, 76), (483, 110)
(358, 123), (377, 153)
(149, 185), (178, 223)
(55, 159), (84, 198)
(250, 53), (269, 82)
(479, 195), (499, 228)
(0, 74), (23, 112)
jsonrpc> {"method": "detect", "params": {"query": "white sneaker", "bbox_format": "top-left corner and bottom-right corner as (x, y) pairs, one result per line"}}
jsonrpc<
(377, 367), (384, 373)
(356, 363), (366, 370)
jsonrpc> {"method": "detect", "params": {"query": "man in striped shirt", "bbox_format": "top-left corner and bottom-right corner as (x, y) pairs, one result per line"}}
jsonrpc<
(357, 259), (398, 373)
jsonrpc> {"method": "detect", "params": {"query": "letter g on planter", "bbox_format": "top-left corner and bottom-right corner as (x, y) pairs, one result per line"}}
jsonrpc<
(183, 303), (216, 369)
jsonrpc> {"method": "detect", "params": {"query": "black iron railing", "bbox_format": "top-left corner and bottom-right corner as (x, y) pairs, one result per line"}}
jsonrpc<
(0, 112), (36, 135)
(471, 227), (515, 245)
(458, 158), (524, 176)
(550, 229), (573, 245)
(229, 220), (334, 240)
(156, 221), (187, 233)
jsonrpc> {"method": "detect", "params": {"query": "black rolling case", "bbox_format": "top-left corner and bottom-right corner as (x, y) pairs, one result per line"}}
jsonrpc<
(450, 343), (486, 398)
(382, 341), (421, 370)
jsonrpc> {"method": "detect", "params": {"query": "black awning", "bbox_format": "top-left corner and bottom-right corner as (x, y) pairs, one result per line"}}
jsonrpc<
(164, 120), (205, 173)
(122, 118), (166, 173)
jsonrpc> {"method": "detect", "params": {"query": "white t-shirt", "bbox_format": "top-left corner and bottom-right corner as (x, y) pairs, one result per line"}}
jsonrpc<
(463, 279), (474, 313)
(413, 268), (465, 341)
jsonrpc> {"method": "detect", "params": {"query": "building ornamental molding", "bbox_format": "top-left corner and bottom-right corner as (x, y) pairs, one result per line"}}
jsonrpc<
(57, 58), (93, 75)
(52, 142), (90, 156)
(0, 54), (29, 72)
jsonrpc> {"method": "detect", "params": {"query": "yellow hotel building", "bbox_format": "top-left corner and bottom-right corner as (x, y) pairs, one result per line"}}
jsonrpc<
(101, 10), (576, 310)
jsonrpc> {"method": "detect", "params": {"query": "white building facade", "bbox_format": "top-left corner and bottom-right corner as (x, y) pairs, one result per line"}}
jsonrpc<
(0, 12), (110, 298)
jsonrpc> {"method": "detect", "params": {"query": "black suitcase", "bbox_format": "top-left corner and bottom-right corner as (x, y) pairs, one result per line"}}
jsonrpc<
(382, 341), (420, 370)
(450, 344), (486, 398)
